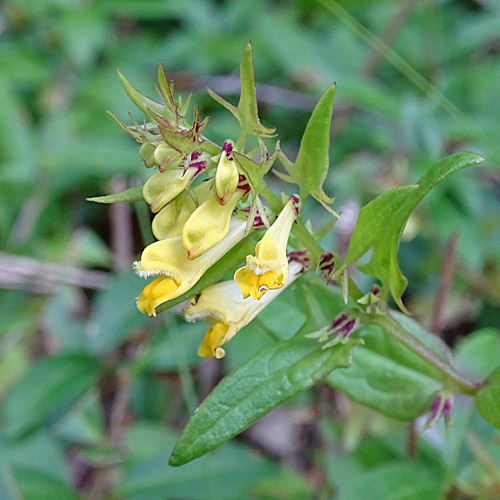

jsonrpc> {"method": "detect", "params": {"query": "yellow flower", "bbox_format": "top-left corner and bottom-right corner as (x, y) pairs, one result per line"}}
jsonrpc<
(151, 180), (212, 240)
(234, 198), (297, 300)
(181, 189), (245, 260)
(214, 142), (239, 205)
(135, 218), (247, 316)
(184, 261), (303, 358)
(143, 168), (196, 213)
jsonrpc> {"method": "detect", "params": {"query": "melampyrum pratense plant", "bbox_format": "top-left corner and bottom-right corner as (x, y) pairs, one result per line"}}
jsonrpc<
(89, 43), (500, 466)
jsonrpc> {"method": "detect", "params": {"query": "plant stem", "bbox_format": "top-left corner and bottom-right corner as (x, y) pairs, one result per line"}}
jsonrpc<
(369, 312), (479, 396)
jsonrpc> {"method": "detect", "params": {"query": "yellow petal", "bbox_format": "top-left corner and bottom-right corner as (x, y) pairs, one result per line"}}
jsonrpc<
(234, 198), (297, 299)
(182, 190), (244, 260)
(214, 151), (239, 205)
(197, 322), (230, 358)
(151, 195), (194, 240)
(233, 266), (282, 300)
(143, 168), (195, 213)
(152, 181), (215, 241)
(186, 261), (303, 356)
(134, 219), (247, 315)
(136, 276), (180, 317)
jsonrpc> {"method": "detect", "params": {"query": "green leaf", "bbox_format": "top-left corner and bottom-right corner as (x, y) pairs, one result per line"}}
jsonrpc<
(454, 328), (500, 380)
(208, 42), (275, 140)
(86, 185), (143, 204)
(169, 337), (359, 466)
(117, 423), (280, 500)
(10, 467), (80, 500)
(155, 233), (256, 313)
(1, 353), (101, 439)
(117, 70), (165, 120)
(357, 152), (484, 310)
(476, 366), (500, 430)
(279, 84), (336, 206)
(343, 184), (419, 266)
(327, 327), (443, 421)
(327, 311), (454, 420)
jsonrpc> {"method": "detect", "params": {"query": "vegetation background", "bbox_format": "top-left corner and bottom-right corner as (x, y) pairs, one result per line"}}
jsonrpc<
(1, 0), (500, 498)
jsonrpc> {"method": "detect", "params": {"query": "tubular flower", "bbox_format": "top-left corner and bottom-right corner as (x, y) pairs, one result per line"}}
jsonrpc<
(135, 219), (247, 316)
(182, 189), (245, 260)
(151, 180), (213, 240)
(143, 168), (196, 213)
(234, 198), (297, 300)
(214, 142), (239, 205)
(185, 261), (303, 358)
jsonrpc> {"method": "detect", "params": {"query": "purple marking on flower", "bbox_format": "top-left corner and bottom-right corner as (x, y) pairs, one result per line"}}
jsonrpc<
(237, 174), (251, 195)
(191, 151), (202, 161)
(288, 250), (310, 270)
(430, 396), (442, 415)
(370, 285), (380, 296)
(339, 319), (357, 338)
(289, 194), (300, 216)
(443, 399), (453, 420)
(330, 313), (348, 331)
(318, 252), (335, 274)
(188, 161), (207, 176)
(252, 216), (265, 229)
(222, 141), (233, 158)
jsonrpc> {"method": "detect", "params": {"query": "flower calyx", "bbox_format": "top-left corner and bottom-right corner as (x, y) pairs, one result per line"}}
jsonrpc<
(424, 394), (454, 431)
(307, 312), (359, 349)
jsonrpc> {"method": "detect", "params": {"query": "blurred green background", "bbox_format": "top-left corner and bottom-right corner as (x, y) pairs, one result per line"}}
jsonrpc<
(1, 0), (500, 498)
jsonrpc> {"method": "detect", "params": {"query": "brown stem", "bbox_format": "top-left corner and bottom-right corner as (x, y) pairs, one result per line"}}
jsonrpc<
(431, 232), (458, 335)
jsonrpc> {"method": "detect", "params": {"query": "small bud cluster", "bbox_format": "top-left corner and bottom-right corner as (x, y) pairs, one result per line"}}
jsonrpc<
(306, 312), (358, 349)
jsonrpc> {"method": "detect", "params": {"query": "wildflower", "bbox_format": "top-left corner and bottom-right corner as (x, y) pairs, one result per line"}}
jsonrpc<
(234, 197), (297, 300)
(182, 189), (245, 260)
(214, 141), (239, 205)
(151, 180), (212, 240)
(143, 168), (197, 213)
(143, 151), (208, 213)
(135, 219), (247, 316)
(184, 261), (304, 358)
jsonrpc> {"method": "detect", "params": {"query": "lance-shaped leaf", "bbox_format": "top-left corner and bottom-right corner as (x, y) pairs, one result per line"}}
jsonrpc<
(327, 323), (446, 421)
(343, 185), (419, 266)
(208, 42), (275, 139)
(117, 70), (166, 121)
(87, 185), (143, 204)
(352, 152), (483, 311)
(169, 337), (360, 466)
(277, 84), (336, 207)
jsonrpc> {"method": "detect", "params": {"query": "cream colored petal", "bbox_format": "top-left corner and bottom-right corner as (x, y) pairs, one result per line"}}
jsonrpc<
(151, 180), (214, 240)
(185, 261), (302, 356)
(214, 154), (239, 205)
(134, 218), (247, 314)
(182, 190), (244, 260)
(143, 168), (195, 213)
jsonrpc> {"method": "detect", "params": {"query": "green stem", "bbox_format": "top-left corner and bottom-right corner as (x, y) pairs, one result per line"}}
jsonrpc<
(369, 312), (479, 396)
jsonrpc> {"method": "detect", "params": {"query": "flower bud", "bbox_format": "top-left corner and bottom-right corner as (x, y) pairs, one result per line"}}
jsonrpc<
(154, 143), (182, 171)
(214, 142), (239, 205)
(139, 143), (156, 168)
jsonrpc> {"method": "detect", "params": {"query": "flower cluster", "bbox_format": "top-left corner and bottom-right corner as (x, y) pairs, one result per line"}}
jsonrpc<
(134, 138), (301, 354)
(98, 48), (325, 358)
